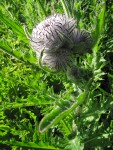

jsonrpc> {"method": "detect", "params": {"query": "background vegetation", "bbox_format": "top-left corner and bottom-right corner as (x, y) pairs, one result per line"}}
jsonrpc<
(0, 0), (113, 149)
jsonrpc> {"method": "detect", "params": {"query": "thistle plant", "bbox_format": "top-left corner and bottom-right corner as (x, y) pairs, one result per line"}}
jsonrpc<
(30, 14), (92, 71)
(1, 0), (111, 149)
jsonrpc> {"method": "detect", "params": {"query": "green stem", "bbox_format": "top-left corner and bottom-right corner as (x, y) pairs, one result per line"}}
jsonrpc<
(37, 0), (46, 17)
(60, 0), (70, 18)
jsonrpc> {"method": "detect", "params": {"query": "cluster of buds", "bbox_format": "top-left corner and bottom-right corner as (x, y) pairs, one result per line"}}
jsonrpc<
(30, 14), (92, 71)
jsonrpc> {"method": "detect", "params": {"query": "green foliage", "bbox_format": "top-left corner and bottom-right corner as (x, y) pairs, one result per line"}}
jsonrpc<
(0, 0), (113, 150)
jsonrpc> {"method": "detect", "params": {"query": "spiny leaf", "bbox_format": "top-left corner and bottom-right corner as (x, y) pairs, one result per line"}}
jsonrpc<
(0, 140), (59, 150)
(65, 134), (84, 150)
(0, 11), (28, 43)
(0, 40), (24, 62)
(0, 40), (38, 66)
(92, 2), (106, 50)
(39, 92), (87, 133)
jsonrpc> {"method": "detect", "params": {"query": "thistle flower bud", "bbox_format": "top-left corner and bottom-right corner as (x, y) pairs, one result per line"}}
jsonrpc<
(42, 48), (72, 71)
(30, 14), (92, 71)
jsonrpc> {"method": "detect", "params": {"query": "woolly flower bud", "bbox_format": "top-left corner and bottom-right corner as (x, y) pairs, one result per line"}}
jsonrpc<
(42, 48), (73, 70)
(31, 14), (75, 53)
(30, 14), (92, 71)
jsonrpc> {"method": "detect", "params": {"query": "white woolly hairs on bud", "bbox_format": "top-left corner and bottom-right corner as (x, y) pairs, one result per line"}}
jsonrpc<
(30, 14), (76, 71)
(42, 49), (73, 71)
(30, 14), (92, 71)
